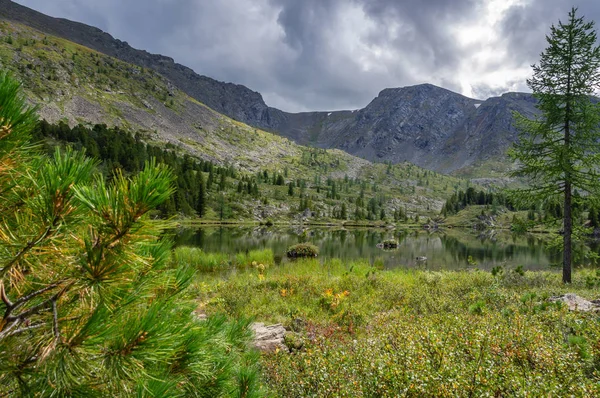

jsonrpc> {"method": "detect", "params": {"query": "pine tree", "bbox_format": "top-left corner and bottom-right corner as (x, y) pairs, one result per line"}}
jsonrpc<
(0, 72), (259, 396)
(207, 169), (213, 190)
(509, 8), (600, 283)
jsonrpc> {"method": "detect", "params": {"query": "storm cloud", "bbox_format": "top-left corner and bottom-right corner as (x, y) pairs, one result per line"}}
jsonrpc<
(13, 0), (600, 111)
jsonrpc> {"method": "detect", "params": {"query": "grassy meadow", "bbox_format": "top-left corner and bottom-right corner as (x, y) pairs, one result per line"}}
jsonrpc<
(178, 247), (600, 396)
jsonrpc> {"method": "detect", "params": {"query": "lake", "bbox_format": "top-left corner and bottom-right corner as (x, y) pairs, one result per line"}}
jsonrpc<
(174, 226), (571, 270)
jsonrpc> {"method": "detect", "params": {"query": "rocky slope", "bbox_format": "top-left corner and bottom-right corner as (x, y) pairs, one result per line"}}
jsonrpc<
(0, 0), (536, 175)
(0, 0), (287, 131)
(0, 19), (357, 177)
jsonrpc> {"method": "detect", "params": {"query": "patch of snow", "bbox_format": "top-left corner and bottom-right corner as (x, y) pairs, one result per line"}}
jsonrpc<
(474, 103), (481, 109)
(327, 112), (332, 116)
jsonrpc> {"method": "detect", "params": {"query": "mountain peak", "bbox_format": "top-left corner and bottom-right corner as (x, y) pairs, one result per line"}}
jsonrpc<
(377, 84), (475, 101)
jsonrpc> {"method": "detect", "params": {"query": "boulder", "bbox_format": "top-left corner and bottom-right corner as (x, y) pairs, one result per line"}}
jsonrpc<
(250, 322), (286, 352)
(549, 293), (600, 312)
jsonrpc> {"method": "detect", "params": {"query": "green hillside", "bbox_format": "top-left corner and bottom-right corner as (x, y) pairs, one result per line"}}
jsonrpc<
(0, 20), (480, 223)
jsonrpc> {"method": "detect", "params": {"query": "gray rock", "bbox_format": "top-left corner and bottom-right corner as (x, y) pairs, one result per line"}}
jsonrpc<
(250, 322), (286, 353)
(549, 293), (600, 312)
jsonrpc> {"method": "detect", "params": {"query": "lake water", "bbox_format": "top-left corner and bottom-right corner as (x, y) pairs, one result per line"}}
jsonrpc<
(174, 226), (569, 270)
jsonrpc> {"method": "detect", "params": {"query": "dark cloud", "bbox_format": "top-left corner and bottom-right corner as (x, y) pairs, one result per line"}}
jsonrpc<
(361, 0), (478, 68)
(12, 0), (600, 112)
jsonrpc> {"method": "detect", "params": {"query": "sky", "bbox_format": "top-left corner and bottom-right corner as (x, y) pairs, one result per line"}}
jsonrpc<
(13, 0), (600, 112)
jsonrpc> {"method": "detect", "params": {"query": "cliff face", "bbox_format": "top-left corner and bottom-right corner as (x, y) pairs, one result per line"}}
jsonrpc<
(269, 86), (538, 173)
(0, 0), (539, 174)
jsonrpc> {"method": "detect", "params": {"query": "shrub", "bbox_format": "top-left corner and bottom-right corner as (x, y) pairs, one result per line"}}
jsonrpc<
(286, 243), (319, 258)
(380, 239), (398, 249)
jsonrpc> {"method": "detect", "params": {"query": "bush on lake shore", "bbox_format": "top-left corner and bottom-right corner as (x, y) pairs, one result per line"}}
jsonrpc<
(286, 243), (319, 258)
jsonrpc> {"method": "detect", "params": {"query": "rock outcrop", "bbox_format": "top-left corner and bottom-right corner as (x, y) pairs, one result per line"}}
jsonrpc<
(549, 294), (600, 312)
(250, 322), (305, 353)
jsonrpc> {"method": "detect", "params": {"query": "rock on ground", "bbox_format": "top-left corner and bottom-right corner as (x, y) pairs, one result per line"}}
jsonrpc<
(549, 293), (600, 312)
(250, 323), (287, 352)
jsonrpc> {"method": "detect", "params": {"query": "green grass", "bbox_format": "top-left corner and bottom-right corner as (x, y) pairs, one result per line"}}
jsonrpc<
(173, 246), (230, 272)
(173, 246), (274, 272)
(190, 256), (600, 396)
(235, 249), (275, 267)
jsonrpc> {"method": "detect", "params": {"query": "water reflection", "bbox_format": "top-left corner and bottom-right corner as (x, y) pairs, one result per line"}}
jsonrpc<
(174, 227), (562, 270)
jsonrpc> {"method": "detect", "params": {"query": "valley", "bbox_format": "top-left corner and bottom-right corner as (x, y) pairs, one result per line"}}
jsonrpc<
(1, 1), (599, 397)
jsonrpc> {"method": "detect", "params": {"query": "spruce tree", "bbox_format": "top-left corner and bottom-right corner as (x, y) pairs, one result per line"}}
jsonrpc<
(197, 171), (206, 217)
(589, 205), (599, 229)
(509, 8), (600, 283)
(219, 171), (226, 191)
(207, 169), (213, 190)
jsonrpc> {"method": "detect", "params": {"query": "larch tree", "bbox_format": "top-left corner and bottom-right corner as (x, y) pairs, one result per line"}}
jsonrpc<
(510, 8), (600, 283)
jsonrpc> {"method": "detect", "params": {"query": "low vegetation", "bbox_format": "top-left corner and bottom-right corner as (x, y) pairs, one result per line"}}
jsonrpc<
(173, 246), (274, 272)
(380, 239), (398, 249)
(193, 257), (600, 396)
(286, 243), (320, 258)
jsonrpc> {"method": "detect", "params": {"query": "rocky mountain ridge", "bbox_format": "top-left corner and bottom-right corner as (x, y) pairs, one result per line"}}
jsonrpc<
(0, 0), (537, 174)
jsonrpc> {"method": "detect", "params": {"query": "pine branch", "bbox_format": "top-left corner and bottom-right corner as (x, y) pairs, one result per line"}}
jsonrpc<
(0, 280), (13, 307)
(3, 322), (44, 338)
(11, 280), (65, 313)
(2, 280), (65, 321)
(0, 224), (54, 278)
(51, 298), (59, 339)
(0, 319), (19, 339)
(5, 282), (73, 324)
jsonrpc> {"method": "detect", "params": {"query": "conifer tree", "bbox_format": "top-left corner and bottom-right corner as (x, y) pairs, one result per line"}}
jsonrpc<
(510, 8), (600, 283)
(197, 171), (206, 217)
(219, 171), (226, 191)
(589, 205), (599, 229)
(207, 169), (213, 190)
(0, 72), (259, 396)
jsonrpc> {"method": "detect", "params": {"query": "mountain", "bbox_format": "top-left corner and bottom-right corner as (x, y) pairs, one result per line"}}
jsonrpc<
(0, 16), (482, 224)
(0, 0), (287, 130)
(268, 86), (540, 175)
(0, 0), (534, 175)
